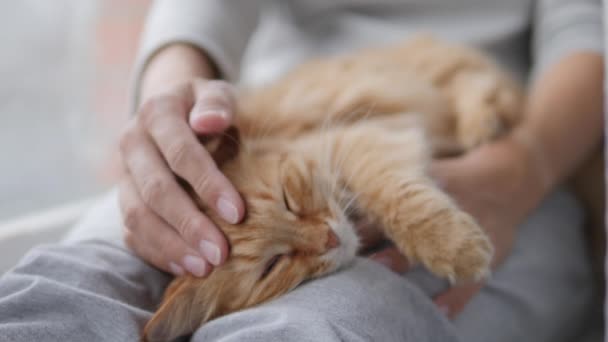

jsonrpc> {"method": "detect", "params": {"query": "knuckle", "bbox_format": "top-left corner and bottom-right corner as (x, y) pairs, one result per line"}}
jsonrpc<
(199, 81), (236, 106)
(206, 80), (235, 95)
(139, 95), (185, 126)
(118, 134), (130, 155)
(122, 203), (145, 230)
(139, 95), (175, 115)
(140, 176), (170, 205)
(158, 239), (180, 264)
(118, 122), (138, 154)
(123, 230), (136, 249)
(175, 216), (204, 240)
(165, 140), (192, 170)
(192, 167), (218, 197)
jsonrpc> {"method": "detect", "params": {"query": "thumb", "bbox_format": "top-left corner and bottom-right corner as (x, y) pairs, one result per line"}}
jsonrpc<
(189, 80), (236, 134)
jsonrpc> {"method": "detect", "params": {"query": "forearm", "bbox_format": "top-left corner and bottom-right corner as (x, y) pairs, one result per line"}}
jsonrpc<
(139, 44), (218, 104)
(133, 1), (264, 110)
(512, 52), (604, 193)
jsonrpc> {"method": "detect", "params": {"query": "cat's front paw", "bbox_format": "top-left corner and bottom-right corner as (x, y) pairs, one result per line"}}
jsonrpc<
(422, 214), (494, 284)
(449, 229), (493, 283)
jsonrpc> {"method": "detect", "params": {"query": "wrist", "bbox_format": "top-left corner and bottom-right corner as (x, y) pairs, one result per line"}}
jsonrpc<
(140, 44), (217, 104)
(506, 128), (556, 198)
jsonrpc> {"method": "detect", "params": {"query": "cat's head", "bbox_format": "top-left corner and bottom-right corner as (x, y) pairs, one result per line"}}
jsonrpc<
(142, 128), (359, 342)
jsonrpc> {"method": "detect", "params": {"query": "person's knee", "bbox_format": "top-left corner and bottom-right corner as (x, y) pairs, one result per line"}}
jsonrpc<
(194, 259), (458, 342)
(195, 306), (344, 342)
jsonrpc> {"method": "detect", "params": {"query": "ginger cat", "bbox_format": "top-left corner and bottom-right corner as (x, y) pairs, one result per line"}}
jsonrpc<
(142, 35), (524, 341)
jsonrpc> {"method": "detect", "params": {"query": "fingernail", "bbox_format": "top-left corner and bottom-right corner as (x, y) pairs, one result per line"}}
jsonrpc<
(217, 195), (239, 224)
(182, 255), (208, 277)
(192, 108), (229, 121)
(200, 240), (222, 266)
(437, 305), (450, 316)
(168, 262), (185, 276)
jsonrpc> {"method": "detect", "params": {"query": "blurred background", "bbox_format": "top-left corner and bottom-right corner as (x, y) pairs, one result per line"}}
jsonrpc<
(0, 0), (150, 222)
(0, 2), (604, 339)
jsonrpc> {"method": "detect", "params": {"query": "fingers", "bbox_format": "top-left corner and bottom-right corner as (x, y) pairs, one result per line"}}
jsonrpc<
(368, 246), (410, 274)
(119, 179), (212, 277)
(119, 79), (245, 277)
(120, 121), (229, 266)
(189, 80), (237, 134)
(433, 283), (484, 319)
(139, 94), (244, 226)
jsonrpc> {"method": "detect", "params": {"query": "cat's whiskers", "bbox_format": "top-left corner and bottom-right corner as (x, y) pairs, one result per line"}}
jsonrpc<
(341, 191), (360, 218)
(216, 129), (245, 150)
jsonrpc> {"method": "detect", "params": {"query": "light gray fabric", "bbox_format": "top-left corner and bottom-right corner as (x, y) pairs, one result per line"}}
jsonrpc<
(193, 261), (457, 342)
(453, 190), (595, 342)
(133, 0), (603, 106)
(532, 0), (604, 78)
(0, 190), (595, 341)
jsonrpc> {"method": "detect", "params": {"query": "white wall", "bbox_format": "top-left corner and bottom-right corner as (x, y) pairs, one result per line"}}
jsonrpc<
(0, 1), (105, 221)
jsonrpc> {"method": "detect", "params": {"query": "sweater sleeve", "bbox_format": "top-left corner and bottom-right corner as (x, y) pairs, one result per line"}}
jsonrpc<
(131, 0), (264, 108)
(531, 0), (604, 79)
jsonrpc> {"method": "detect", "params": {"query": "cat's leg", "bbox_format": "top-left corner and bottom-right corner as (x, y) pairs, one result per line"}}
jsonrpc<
(330, 126), (493, 283)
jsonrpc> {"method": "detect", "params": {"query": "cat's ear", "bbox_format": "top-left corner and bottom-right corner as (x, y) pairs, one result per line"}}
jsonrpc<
(142, 278), (218, 342)
(201, 126), (241, 166)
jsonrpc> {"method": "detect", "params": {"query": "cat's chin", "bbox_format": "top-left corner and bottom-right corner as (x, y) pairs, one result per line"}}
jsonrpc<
(322, 220), (359, 271)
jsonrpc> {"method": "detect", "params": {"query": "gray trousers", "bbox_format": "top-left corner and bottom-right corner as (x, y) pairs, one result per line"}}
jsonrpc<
(0, 190), (596, 342)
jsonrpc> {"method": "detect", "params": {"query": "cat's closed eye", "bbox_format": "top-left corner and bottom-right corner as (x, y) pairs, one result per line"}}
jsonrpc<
(282, 188), (295, 213)
(260, 254), (287, 280)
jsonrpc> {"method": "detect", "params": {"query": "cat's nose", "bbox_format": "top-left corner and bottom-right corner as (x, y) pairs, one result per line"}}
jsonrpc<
(325, 229), (340, 250)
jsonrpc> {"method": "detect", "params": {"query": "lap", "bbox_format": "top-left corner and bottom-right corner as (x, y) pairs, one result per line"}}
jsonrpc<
(0, 240), (170, 342)
(194, 259), (458, 342)
(0, 241), (457, 342)
(0, 189), (594, 342)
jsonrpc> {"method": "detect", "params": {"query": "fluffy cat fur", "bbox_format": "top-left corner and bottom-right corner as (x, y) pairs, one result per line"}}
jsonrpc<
(142, 35), (524, 341)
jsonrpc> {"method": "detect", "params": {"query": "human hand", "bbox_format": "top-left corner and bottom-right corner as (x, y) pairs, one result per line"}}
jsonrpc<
(119, 79), (245, 277)
(369, 134), (549, 317)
